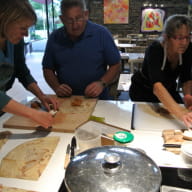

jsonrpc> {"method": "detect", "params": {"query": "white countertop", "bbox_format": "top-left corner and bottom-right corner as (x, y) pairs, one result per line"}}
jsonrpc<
(0, 100), (133, 192)
(0, 100), (191, 191)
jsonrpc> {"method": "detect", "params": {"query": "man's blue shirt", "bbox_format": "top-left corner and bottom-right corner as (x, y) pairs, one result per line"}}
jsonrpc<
(42, 21), (120, 98)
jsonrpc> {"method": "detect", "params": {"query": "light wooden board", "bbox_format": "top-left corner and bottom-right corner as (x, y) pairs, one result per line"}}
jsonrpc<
(3, 96), (97, 133)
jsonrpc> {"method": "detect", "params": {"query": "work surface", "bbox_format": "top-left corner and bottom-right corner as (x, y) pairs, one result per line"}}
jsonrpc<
(0, 99), (191, 192)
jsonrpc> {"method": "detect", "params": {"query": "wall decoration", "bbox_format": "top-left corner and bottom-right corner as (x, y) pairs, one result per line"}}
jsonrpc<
(141, 8), (166, 33)
(104, 0), (129, 24)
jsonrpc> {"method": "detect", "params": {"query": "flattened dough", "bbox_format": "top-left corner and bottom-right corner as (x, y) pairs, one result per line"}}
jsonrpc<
(0, 136), (60, 180)
(0, 131), (12, 150)
(0, 184), (38, 192)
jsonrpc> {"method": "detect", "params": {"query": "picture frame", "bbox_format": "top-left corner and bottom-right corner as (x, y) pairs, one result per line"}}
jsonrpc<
(140, 7), (166, 33)
(104, 0), (129, 24)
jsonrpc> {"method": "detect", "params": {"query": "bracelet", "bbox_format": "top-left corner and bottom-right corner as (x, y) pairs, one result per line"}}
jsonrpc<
(98, 80), (107, 88)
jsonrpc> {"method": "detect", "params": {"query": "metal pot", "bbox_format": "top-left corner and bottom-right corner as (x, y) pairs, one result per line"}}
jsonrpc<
(65, 146), (161, 192)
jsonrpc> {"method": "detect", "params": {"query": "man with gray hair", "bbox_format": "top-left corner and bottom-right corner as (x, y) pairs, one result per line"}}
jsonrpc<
(42, 0), (121, 100)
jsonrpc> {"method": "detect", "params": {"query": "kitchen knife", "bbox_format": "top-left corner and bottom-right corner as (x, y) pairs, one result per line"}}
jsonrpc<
(70, 136), (77, 160)
(64, 144), (71, 169)
(163, 144), (181, 148)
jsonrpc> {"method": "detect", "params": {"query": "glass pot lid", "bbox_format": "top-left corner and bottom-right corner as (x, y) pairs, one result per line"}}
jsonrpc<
(65, 146), (162, 192)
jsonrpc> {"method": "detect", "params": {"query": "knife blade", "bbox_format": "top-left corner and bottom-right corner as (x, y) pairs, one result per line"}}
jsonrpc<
(70, 136), (77, 160)
(64, 144), (71, 169)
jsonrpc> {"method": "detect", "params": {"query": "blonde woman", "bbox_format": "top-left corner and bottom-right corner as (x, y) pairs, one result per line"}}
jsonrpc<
(0, 0), (58, 128)
(129, 14), (192, 128)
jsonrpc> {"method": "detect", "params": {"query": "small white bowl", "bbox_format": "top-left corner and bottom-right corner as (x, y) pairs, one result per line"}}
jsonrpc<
(181, 143), (192, 165)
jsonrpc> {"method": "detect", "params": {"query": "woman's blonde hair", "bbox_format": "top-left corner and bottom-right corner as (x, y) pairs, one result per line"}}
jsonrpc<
(0, 0), (37, 37)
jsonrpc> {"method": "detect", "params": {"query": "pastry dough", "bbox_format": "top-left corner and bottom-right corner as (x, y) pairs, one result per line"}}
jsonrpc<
(0, 131), (12, 150)
(0, 184), (37, 192)
(71, 97), (83, 106)
(0, 136), (59, 180)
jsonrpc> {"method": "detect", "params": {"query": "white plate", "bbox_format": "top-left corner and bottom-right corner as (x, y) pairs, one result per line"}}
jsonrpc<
(161, 185), (192, 192)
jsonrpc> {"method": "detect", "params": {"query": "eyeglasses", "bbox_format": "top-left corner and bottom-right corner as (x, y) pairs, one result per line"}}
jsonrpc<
(64, 17), (85, 25)
(171, 35), (192, 41)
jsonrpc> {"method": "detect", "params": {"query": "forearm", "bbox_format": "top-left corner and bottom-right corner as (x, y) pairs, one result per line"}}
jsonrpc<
(27, 82), (45, 101)
(2, 99), (35, 118)
(3, 99), (54, 128)
(43, 69), (60, 92)
(100, 63), (121, 85)
(153, 82), (187, 119)
(182, 80), (192, 95)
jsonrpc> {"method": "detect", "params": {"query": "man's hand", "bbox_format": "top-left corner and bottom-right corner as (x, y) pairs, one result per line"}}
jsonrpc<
(55, 84), (72, 97)
(84, 81), (104, 98)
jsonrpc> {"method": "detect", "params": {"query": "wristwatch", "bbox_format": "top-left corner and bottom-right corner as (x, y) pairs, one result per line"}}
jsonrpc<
(99, 79), (107, 88)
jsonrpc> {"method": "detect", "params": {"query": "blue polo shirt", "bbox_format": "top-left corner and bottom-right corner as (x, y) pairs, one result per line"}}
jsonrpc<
(42, 20), (120, 99)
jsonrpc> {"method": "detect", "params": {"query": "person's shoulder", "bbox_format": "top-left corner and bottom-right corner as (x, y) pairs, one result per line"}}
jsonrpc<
(186, 42), (192, 51)
(145, 40), (163, 55)
(46, 27), (66, 45)
(87, 20), (109, 33)
(147, 40), (162, 51)
(49, 27), (65, 39)
(183, 42), (192, 56)
(150, 40), (161, 48)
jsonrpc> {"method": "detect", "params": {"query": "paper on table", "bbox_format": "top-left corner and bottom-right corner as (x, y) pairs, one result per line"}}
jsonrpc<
(117, 74), (132, 91)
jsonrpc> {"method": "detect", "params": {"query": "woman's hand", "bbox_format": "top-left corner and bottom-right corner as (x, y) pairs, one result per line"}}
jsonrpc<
(177, 108), (192, 128)
(30, 110), (54, 128)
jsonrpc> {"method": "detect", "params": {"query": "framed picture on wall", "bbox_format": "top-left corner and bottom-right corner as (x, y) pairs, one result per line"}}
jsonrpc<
(104, 0), (129, 24)
(140, 7), (166, 33)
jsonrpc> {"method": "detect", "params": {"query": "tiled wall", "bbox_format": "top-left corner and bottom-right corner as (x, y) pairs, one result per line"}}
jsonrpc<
(87, 0), (188, 36)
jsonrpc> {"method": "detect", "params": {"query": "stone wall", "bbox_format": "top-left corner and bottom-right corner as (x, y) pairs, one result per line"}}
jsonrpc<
(87, 0), (189, 37)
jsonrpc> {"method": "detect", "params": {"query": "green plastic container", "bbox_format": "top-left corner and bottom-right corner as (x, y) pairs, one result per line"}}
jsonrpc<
(113, 131), (134, 146)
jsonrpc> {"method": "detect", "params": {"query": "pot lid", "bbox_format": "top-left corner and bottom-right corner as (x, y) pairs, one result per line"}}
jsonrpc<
(65, 146), (161, 192)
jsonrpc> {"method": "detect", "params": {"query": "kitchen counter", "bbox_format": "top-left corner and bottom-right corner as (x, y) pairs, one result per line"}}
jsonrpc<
(0, 100), (191, 191)
(0, 99), (133, 192)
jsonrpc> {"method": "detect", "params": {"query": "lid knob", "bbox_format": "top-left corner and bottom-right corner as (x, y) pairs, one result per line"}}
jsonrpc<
(102, 153), (121, 174)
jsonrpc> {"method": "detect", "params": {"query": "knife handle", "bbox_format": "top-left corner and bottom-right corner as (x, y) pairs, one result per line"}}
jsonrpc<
(163, 144), (181, 148)
(70, 147), (75, 160)
(64, 153), (70, 169)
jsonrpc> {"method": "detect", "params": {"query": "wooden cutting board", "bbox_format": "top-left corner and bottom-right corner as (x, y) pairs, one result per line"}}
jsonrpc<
(3, 96), (97, 133)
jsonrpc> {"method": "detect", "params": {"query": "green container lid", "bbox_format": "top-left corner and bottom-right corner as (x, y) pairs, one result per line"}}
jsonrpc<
(113, 131), (134, 143)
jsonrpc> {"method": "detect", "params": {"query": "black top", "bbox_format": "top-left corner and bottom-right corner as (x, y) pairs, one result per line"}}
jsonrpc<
(129, 41), (192, 103)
